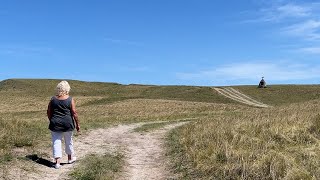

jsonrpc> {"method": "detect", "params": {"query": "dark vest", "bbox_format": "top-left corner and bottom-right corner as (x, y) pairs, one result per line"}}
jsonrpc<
(48, 96), (75, 132)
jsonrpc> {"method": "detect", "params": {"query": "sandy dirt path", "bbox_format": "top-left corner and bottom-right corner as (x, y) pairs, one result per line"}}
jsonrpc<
(4, 121), (188, 180)
(120, 122), (188, 180)
(214, 87), (270, 108)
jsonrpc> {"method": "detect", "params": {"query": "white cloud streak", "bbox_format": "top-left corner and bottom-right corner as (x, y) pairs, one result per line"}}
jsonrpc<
(300, 47), (320, 54)
(243, 3), (313, 23)
(283, 20), (320, 40)
(277, 4), (311, 17)
(260, 3), (311, 22)
(246, 2), (320, 52)
(177, 62), (320, 84)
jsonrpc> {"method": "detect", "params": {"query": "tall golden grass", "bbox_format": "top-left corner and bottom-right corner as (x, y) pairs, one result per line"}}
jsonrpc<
(169, 100), (320, 179)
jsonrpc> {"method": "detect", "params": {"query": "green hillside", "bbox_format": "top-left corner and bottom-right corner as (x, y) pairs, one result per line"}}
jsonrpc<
(0, 79), (234, 104)
(3, 79), (320, 106)
(0, 78), (240, 166)
(2, 79), (320, 179)
(235, 85), (320, 106)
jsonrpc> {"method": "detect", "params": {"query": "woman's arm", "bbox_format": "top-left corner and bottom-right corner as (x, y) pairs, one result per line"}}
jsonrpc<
(71, 98), (80, 132)
(47, 100), (52, 120)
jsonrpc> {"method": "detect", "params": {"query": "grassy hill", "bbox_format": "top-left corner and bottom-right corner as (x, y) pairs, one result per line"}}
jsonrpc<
(235, 85), (320, 106)
(2, 79), (320, 106)
(0, 79), (234, 104)
(0, 79), (240, 166)
(2, 79), (320, 179)
(168, 85), (320, 179)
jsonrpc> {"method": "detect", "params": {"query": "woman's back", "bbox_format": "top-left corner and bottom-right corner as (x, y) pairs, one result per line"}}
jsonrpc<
(49, 96), (75, 132)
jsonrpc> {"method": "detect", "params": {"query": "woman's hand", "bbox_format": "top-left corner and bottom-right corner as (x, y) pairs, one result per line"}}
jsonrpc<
(76, 125), (80, 132)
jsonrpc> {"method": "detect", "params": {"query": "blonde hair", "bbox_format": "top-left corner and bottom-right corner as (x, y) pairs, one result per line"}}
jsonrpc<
(56, 81), (71, 96)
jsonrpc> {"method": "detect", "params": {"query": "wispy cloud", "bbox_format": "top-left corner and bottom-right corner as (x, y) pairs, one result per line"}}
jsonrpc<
(277, 3), (311, 17)
(283, 20), (320, 40)
(245, 2), (320, 52)
(177, 62), (320, 84)
(299, 47), (320, 54)
(104, 38), (143, 46)
(244, 3), (313, 23)
(275, 3), (320, 41)
(261, 3), (311, 22)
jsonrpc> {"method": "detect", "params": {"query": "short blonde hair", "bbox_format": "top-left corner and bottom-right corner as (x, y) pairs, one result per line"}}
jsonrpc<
(56, 81), (71, 96)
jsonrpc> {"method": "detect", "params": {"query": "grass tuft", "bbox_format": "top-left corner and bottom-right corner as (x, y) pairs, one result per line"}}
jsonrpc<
(69, 153), (123, 180)
(0, 153), (13, 163)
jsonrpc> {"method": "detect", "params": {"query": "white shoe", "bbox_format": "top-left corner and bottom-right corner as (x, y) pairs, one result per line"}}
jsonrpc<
(54, 163), (61, 169)
(68, 157), (77, 164)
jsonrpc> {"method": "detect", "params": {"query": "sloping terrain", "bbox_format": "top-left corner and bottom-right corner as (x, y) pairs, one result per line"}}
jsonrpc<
(2, 79), (320, 179)
(214, 87), (270, 108)
(0, 79), (234, 104)
(236, 85), (320, 106)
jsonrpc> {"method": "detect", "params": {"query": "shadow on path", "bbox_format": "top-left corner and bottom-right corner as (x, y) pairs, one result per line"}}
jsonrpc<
(26, 154), (67, 168)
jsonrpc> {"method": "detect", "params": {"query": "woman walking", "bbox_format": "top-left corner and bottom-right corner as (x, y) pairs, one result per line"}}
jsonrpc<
(47, 80), (80, 169)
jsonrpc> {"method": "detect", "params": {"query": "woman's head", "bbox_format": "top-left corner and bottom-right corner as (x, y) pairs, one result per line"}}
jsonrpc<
(56, 81), (71, 96)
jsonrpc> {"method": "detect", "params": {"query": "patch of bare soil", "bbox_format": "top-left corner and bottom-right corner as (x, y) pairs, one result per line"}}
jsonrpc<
(120, 122), (188, 180)
(3, 121), (187, 180)
(214, 87), (270, 108)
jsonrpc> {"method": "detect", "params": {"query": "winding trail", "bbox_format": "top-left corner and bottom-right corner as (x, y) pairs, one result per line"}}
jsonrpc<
(214, 87), (270, 108)
(5, 121), (188, 180)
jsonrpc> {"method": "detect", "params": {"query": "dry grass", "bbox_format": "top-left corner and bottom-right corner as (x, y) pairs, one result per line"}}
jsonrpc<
(0, 79), (240, 170)
(235, 85), (320, 106)
(168, 100), (320, 179)
(3, 79), (320, 179)
(69, 153), (123, 180)
(80, 99), (242, 121)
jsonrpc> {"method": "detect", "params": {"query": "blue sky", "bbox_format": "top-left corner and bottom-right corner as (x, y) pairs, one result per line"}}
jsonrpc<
(1, 0), (320, 86)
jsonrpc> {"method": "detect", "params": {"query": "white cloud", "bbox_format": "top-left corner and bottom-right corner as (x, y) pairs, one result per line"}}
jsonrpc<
(276, 4), (311, 18)
(263, 3), (311, 22)
(177, 62), (320, 84)
(300, 47), (320, 54)
(283, 20), (320, 40)
(246, 1), (320, 51)
(246, 3), (313, 23)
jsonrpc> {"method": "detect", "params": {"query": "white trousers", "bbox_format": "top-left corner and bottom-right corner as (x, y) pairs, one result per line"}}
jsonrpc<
(51, 131), (74, 158)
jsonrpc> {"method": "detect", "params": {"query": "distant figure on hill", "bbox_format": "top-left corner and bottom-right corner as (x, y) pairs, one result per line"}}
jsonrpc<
(258, 77), (267, 88)
(47, 81), (80, 169)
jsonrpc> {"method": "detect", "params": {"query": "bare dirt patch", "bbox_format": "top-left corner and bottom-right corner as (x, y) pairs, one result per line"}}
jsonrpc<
(120, 122), (188, 180)
(3, 121), (188, 180)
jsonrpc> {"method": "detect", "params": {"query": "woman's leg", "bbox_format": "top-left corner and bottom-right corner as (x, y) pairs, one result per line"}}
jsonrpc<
(51, 131), (63, 164)
(64, 131), (74, 161)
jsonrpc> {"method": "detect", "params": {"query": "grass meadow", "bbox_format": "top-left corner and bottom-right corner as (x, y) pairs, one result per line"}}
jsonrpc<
(1, 79), (320, 179)
(169, 89), (320, 179)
